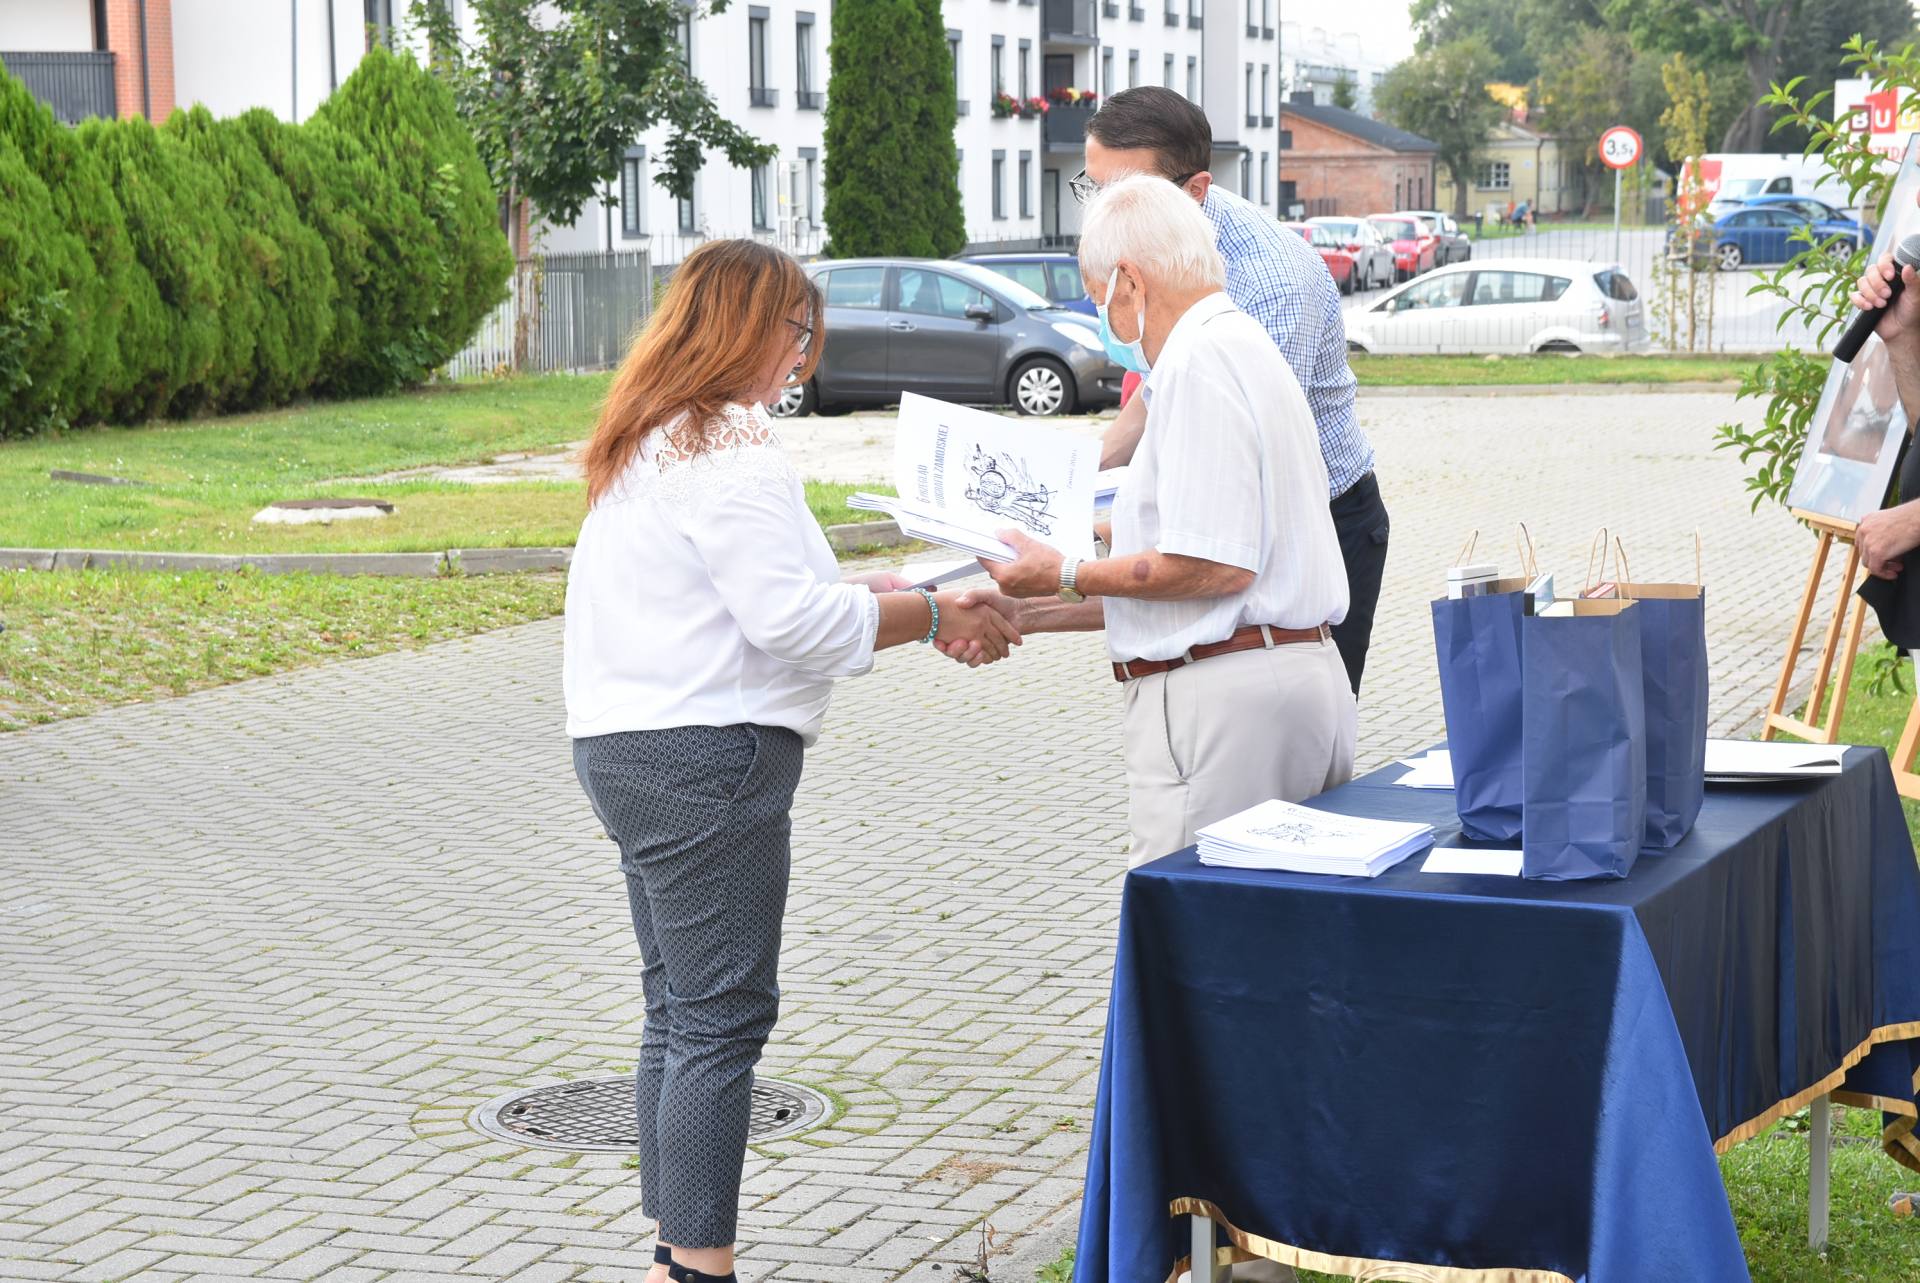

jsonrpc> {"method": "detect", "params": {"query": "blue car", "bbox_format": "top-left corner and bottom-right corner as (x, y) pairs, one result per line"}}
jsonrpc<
(1682, 204), (1870, 270)
(955, 252), (1095, 315)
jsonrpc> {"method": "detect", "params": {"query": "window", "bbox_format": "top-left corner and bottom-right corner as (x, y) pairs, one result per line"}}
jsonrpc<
(992, 153), (1006, 220)
(1128, 50), (1139, 88)
(1467, 272), (1571, 305)
(1163, 54), (1174, 88)
(1475, 160), (1511, 190)
(801, 150), (818, 225)
(1165, 0), (1177, 23)
(1019, 151), (1032, 217)
(796, 14), (818, 107)
(1245, 63), (1254, 125)
(618, 148), (648, 238)
(821, 267), (886, 309)
(675, 5), (693, 72)
(751, 164), (770, 230)
(1239, 154), (1251, 194)
(1261, 0), (1271, 31)
(1398, 274), (1468, 309)
(992, 37), (1005, 97)
(1050, 261), (1084, 302)
(948, 32), (962, 104)
(1019, 40), (1031, 100)
(1593, 270), (1639, 301)
(1245, 0), (1256, 34)
(1188, 0), (1202, 24)
(1261, 65), (1270, 119)
(1102, 48), (1114, 97)
(748, 9), (772, 106)
(364, 0), (395, 49)
(993, 262), (1053, 297)
(1186, 56), (1197, 100)
(678, 190), (695, 233)
(898, 269), (992, 319)
(1260, 152), (1269, 205)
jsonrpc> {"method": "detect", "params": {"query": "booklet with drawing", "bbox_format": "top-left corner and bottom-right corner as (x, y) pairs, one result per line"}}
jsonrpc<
(849, 393), (1100, 563)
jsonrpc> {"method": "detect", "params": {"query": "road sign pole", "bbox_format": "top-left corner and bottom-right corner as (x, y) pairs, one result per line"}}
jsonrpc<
(1613, 167), (1622, 266)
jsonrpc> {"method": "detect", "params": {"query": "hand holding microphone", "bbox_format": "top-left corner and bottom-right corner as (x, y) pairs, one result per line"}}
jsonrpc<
(1838, 233), (1920, 362)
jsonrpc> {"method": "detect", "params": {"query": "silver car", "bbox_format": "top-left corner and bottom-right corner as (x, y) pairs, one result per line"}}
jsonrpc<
(1403, 210), (1473, 265)
(1343, 257), (1645, 355)
(1305, 216), (1396, 291)
(772, 258), (1125, 418)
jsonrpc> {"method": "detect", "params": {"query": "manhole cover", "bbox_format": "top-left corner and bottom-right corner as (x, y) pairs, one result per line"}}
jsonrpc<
(471, 1076), (829, 1152)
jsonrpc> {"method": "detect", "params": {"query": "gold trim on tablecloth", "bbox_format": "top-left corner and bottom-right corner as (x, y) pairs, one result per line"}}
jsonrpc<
(1164, 1198), (1577, 1283)
(1711, 1020), (1920, 1174)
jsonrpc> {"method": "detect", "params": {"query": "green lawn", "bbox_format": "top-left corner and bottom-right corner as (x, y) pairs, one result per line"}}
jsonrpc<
(1348, 353), (1752, 386)
(0, 566), (567, 731)
(1470, 218), (1644, 240)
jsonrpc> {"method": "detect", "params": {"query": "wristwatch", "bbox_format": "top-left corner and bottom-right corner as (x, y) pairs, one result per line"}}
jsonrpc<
(1058, 557), (1085, 604)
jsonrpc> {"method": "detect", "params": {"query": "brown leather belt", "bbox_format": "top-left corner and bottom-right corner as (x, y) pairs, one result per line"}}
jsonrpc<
(1112, 622), (1332, 682)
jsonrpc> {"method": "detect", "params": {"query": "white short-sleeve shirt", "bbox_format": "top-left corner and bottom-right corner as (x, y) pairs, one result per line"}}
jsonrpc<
(1104, 292), (1349, 662)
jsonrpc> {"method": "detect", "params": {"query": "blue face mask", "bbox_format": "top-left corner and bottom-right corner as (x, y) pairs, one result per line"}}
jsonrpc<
(1096, 269), (1150, 374)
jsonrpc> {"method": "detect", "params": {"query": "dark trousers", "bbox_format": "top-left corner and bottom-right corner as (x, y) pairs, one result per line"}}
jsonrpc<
(1328, 470), (1390, 698)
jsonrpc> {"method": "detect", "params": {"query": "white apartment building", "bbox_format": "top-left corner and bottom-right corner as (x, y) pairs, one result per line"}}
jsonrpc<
(2, 0), (1292, 261)
(1277, 22), (1394, 117)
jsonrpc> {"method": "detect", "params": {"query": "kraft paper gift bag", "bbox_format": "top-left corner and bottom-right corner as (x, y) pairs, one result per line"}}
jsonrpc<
(1521, 599), (1647, 881)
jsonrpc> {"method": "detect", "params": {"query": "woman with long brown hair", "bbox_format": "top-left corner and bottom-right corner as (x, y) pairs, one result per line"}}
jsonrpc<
(564, 240), (1018, 1283)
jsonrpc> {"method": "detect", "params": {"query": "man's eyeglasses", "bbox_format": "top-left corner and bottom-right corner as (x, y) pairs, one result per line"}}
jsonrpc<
(1069, 168), (1199, 205)
(786, 318), (814, 353)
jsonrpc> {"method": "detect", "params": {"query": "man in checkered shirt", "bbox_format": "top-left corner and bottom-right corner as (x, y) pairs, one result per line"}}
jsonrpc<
(1080, 86), (1390, 698)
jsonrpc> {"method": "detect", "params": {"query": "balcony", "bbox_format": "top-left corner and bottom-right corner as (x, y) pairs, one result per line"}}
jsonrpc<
(1164, 8), (1178, 24)
(1129, 3), (1146, 19)
(1102, 0), (1119, 13)
(957, 98), (970, 116)
(796, 89), (822, 110)
(1246, 22), (1258, 36)
(1246, 112), (1258, 127)
(1263, 25), (1274, 38)
(750, 87), (779, 107)
(1188, 13), (1203, 26)
(1044, 0), (1097, 40)
(1262, 115), (1274, 127)
(1044, 102), (1095, 148)
(0, 51), (115, 124)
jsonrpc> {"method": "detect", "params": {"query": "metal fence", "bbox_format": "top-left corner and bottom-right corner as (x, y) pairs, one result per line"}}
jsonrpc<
(0, 51), (115, 123)
(444, 250), (653, 379)
(1335, 219), (1839, 355)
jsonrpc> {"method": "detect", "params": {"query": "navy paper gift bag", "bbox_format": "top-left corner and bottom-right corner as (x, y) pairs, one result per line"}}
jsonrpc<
(1616, 582), (1708, 848)
(1431, 585), (1529, 841)
(1521, 599), (1647, 880)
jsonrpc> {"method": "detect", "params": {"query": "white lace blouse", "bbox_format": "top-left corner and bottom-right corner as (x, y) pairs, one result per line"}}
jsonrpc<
(563, 402), (880, 745)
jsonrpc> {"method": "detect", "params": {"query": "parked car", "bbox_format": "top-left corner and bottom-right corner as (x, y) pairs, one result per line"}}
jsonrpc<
(1726, 193), (1873, 236)
(1670, 204), (1870, 270)
(772, 258), (1124, 418)
(1344, 258), (1645, 355)
(956, 251), (1095, 315)
(1367, 213), (1439, 281)
(1306, 216), (1396, 290)
(1281, 221), (1356, 293)
(1403, 209), (1472, 265)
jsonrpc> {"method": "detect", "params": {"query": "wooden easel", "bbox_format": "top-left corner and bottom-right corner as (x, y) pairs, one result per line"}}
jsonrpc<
(1762, 509), (1868, 744)
(1892, 696), (1920, 801)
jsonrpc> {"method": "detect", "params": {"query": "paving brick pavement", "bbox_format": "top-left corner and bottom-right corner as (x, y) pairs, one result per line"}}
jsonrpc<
(0, 392), (1832, 1281)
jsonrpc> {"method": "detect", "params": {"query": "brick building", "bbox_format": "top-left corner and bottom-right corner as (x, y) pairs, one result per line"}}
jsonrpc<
(1278, 90), (1437, 218)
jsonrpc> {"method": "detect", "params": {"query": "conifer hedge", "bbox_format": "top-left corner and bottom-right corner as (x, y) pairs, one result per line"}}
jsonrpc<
(0, 47), (511, 438)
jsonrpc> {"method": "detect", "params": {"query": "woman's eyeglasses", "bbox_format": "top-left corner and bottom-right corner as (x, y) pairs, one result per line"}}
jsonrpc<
(1069, 169), (1200, 205)
(786, 318), (814, 353)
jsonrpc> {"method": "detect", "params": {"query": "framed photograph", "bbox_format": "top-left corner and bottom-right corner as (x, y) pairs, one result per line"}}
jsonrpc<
(1784, 134), (1920, 524)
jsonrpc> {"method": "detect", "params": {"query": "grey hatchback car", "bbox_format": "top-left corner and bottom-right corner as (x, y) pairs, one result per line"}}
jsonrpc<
(772, 258), (1124, 418)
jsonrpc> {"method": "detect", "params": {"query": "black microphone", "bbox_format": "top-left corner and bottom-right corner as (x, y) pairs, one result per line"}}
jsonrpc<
(1836, 232), (1920, 363)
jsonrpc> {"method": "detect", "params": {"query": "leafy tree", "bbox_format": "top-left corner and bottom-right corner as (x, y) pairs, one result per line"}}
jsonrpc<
(1375, 39), (1507, 220)
(823, 0), (963, 257)
(1330, 72), (1358, 111)
(1410, 0), (1541, 83)
(0, 143), (89, 435)
(1536, 28), (1636, 213)
(408, 0), (772, 249)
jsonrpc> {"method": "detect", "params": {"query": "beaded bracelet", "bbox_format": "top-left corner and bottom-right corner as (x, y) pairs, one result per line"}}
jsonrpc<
(911, 588), (939, 644)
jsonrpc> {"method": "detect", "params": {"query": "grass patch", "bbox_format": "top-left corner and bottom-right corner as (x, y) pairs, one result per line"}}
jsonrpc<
(806, 479), (893, 528)
(1350, 353), (1752, 386)
(0, 566), (566, 730)
(1036, 1245), (1074, 1282)
(1469, 218), (1640, 240)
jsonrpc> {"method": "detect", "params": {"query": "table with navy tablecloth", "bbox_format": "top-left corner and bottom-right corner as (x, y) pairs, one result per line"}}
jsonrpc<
(1072, 748), (1920, 1283)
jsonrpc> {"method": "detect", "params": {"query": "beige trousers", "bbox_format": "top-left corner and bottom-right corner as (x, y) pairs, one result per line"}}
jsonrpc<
(1121, 639), (1357, 867)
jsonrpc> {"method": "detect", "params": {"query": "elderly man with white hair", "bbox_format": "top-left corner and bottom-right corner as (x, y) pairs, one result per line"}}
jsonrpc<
(964, 174), (1356, 866)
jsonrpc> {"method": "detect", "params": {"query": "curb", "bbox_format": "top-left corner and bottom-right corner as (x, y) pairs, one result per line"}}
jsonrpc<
(0, 546), (573, 577)
(1356, 381), (1743, 398)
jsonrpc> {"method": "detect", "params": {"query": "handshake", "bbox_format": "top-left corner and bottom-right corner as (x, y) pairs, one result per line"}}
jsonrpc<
(856, 530), (1070, 669)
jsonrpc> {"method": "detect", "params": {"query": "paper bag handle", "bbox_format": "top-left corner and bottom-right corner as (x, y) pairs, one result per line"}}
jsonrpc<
(1584, 527), (1611, 593)
(1613, 536), (1633, 591)
(1455, 530), (1479, 567)
(1516, 523), (1539, 579)
(1695, 530), (1704, 586)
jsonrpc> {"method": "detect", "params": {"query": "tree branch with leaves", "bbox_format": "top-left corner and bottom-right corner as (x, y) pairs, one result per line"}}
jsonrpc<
(1375, 38), (1507, 219)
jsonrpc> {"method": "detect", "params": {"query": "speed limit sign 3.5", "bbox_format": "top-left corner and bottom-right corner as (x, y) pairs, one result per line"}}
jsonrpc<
(1599, 125), (1642, 170)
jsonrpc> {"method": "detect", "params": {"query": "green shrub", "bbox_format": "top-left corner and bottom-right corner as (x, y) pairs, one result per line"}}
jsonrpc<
(169, 106), (335, 407)
(314, 46), (511, 368)
(0, 140), (94, 434)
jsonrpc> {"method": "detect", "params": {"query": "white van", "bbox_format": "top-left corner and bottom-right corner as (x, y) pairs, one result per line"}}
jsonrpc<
(1683, 154), (1855, 219)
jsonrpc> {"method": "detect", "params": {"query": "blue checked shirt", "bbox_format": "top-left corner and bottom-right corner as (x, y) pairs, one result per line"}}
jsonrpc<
(1200, 186), (1373, 498)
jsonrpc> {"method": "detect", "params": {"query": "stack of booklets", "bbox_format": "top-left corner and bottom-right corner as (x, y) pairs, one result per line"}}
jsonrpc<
(1195, 799), (1436, 877)
(1703, 739), (1846, 782)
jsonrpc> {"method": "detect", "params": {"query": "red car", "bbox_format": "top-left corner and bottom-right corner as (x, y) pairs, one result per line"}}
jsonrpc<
(1281, 221), (1358, 294)
(1367, 212), (1439, 282)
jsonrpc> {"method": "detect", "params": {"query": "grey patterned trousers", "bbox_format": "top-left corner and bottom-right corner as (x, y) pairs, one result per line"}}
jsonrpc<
(573, 723), (805, 1249)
